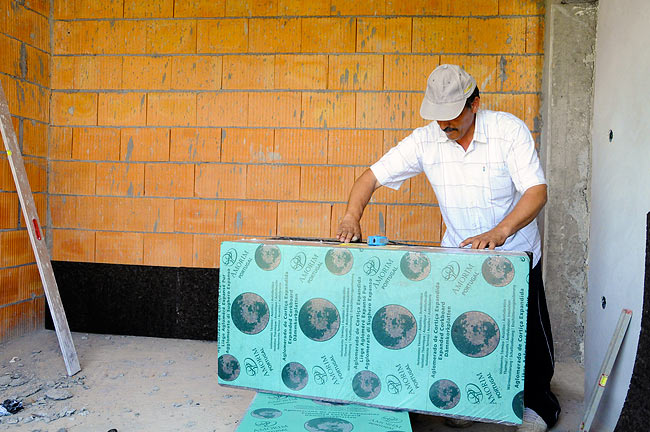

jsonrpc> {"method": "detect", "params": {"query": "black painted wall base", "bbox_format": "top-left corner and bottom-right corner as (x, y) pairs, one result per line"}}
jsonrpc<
(46, 262), (218, 341)
(615, 213), (650, 430)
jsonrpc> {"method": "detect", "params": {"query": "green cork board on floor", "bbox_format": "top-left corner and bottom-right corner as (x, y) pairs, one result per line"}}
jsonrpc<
(237, 392), (412, 431)
(218, 239), (530, 425)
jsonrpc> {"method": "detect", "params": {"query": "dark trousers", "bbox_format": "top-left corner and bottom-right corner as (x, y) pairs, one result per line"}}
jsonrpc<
(525, 263), (561, 427)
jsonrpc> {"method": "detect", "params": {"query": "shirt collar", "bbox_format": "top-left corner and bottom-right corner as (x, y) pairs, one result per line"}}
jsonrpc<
(434, 110), (487, 145)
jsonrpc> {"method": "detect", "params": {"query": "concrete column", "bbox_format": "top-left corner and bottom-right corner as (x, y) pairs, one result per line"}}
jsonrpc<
(539, 0), (598, 364)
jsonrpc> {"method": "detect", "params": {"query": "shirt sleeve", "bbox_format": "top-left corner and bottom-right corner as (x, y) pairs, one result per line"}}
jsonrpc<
(504, 119), (546, 194)
(370, 132), (424, 190)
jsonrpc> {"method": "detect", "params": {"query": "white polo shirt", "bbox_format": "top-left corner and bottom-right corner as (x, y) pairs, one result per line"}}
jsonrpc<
(371, 110), (546, 267)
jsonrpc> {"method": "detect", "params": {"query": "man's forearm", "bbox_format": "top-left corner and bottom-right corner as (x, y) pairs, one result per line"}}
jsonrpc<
(337, 169), (382, 242)
(496, 184), (548, 238)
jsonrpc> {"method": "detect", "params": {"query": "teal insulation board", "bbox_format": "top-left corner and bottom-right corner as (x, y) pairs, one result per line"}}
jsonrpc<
(237, 392), (412, 431)
(218, 240), (530, 425)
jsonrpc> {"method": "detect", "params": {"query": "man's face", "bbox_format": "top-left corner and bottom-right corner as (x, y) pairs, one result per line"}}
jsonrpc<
(436, 97), (480, 142)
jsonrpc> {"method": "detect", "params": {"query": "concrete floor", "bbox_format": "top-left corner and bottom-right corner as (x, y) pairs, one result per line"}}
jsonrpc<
(0, 330), (584, 431)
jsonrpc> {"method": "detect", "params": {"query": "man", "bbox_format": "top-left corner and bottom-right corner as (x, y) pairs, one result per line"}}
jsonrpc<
(337, 64), (560, 431)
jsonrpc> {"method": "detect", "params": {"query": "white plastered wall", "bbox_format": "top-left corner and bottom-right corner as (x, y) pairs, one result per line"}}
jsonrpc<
(586, 0), (650, 428)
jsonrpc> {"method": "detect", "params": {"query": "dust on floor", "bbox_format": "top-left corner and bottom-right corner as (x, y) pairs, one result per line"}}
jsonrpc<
(0, 330), (583, 431)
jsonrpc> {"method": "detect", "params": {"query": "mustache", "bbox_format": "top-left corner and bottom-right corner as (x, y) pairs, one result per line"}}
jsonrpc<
(443, 127), (457, 133)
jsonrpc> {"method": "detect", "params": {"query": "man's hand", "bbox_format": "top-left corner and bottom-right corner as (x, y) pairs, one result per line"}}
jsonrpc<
(337, 213), (362, 243)
(460, 226), (509, 250)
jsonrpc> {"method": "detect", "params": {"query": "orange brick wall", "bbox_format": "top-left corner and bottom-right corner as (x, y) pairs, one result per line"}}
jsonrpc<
(48, 0), (545, 268)
(0, 0), (49, 341)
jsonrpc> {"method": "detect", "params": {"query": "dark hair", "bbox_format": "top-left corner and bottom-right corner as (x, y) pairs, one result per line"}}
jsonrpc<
(465, 86), (480, 108)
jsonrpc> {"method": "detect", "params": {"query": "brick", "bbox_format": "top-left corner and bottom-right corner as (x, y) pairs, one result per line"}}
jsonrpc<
(10, 80), (49, 123)
(278, 0), (329, 15)
(302, 92), (355, 128)
(0, 267), (19, 305)
(526, 17), (545, 54)
(98, 93), (147, 126)
(176, 0), (225, 17)
(56, 21), (146, 55)
(195, 163), (246, 198)
(6, 4), (49, 51)
(22, 120), (47, 157)
(146, 20), (197, 54)
(499, 0), (545, 15)
(171, 56), (222, 90)
(0, 192), (19, 229)
(481, 93), (526, 122)
(439, 55), (498, 92)
(300, 166), (355, 202)
(52, 0), (75, 18)
(49, 127), (73, 159)
(50, 92), (97, 126)
(524, 93), (541, 132)
(330, 0), (384, 15)
(18, 264), (43, 298)
(440, 0), (498, 15)
(144, 233), (193, 267)
(330, 203), (387, 238)
(498, 55), (543, 92)
(385, 0), (427, 15)
(95, 231), (143, 264)
(226, 0), (276, 16)
(413, 18), (469, 53)
(25, 45), (49, 88)
(170, 128), (221, 162)
(0, 158), (16, 193)
(277, 202), (331, 238)
(197, 92), (249, 127)
(356, 92), (412, 129)
(72, 127), (120, 160)
(224, 200), (276, 236)
(246, 165), (300, 200)
(115, 21), (148, 54)
(147, 93), (197, 126)
(145, 163), (195, 197)
(357, 18), (411, 53)
(24, 157), (46, 192)
(409, 93), (429, 129)
(122, 56), (172, 90)
(223, 55), (275, 90)
(249, 18), (301, 53)
(175, 199), (225, 234)
(25, 0), (49, 16)
(0, 230), (34, 267)
(197, 19), (248, 53)
(328, 55), (383, 91)
(53, 21), (94, 54)
(51, 196), (175, 232)
(386, 205), (442, 242)
(194, 234), (236, 268)
(49, 161), (96, 195)
(410, 173), (438, 204)
(125, 0), (173, 18)
(249, 92), (301, 128)
(120, 128), (170, 161)
(383, 55), (440, 91)
(302, 18), (356, 53)
(73, 0), (123, 18)
(469, 18), (526, 54)
(359, 165), (411, 204)
(0, 36), (20, 77)
(274, 129), (327, 164)
(328, 130), (383, 165)
(222, 128), (274, 163)
(96, 162), (145, 196)
(72, 57), (123, 90)
(51, 229), (95, 262)
(275, 55), (327, 90)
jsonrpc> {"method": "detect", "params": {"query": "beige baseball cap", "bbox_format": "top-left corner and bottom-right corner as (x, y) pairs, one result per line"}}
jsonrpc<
(420, 64), (477, 121)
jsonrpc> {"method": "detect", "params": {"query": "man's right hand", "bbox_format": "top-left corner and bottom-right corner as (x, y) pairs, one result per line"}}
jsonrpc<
(337, 213), (362, 243)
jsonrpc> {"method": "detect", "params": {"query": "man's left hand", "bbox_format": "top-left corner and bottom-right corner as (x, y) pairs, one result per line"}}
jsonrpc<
(460, 227), (509, 250)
